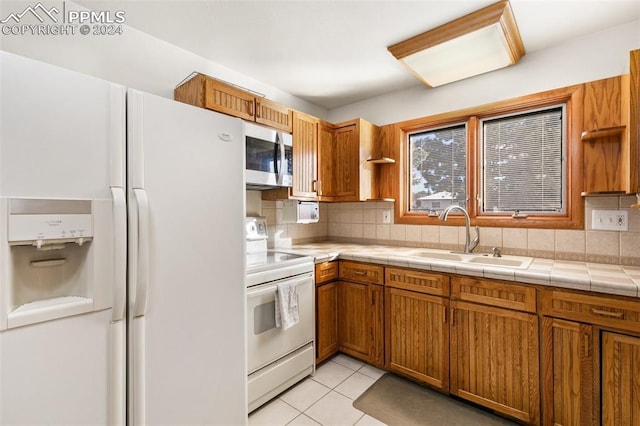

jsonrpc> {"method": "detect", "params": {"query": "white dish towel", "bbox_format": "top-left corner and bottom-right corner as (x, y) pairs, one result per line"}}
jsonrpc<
(275, 282), (299, 331)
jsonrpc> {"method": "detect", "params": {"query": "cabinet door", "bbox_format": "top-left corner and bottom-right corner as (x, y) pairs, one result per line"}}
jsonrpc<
(338, 281), (370, 360)
(255, 97), (292, 133)
(385, 287), (449, 390)
(203, 78), (255, 121)
(317, 122), (336, 198)
(601, 331), (640, 425)
(316, 282), (339, 363)
(333, 124), (359, 199)
(450, 301), (540, 425)
(291, 111), (318, 199)
(541, 318), (595, 426)
(369, 284), (384, 367)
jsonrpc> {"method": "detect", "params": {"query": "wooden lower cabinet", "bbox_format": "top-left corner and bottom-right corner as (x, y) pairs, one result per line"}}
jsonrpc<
(601, 331), (640, 425)
(315, 261), (339, 363)
(541, 317), (596, 426)
(316, 281), (339, 363)
(338, 280), (384, 367)
(450, 300), (540, 425)
(385, 286), (449, 390)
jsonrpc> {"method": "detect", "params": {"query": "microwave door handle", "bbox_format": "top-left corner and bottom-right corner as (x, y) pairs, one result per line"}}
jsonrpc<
(277, 132), (285, 186)
(272, 133), (280, 182)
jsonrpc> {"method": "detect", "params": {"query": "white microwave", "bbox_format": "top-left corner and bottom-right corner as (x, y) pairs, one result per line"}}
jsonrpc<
(245, 122), (293, 189)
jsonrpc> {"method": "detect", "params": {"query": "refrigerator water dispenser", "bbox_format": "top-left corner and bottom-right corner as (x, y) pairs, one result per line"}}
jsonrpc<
(0, 198), (106, 329)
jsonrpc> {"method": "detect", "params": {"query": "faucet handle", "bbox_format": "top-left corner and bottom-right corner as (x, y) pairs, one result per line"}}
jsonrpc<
(492, 247), (502, 257)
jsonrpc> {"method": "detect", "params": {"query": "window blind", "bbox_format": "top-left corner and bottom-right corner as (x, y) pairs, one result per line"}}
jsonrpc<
(482, 107), (564, 213)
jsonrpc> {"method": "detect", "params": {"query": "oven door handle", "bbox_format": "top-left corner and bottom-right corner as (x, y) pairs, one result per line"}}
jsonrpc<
(247, 277), (310, 298)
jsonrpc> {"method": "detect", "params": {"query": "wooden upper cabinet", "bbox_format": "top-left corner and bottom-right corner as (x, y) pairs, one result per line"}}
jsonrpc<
(582, 49), (640, 194)
(626, 48), (640, 193)
(255, 97), (293, 133)
(291, 111), (318, 199)
(174, 73), (292, 132)
(333, 123), (360, 199)
(318, 118), (382, 202)
(317, 122), (336, 198)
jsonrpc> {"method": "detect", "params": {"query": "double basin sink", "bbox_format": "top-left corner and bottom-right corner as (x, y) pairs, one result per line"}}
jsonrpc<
(396, 249), (534, 269)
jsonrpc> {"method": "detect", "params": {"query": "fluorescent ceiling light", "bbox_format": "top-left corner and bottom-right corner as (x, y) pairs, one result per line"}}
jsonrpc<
(388, 0), (525, 87)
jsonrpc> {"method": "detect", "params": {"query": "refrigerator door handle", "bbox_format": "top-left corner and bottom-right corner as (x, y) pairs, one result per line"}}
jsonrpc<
(111, 187), (127, 322)
(133, 188), (150, 318)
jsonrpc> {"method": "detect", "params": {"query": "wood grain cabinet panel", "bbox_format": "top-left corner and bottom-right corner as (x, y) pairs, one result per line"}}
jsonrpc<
(339, 261), (384, 285)
(452, 276), (536, 313)
(338, 280), (370, 360)
(255, 97), (293, 132)
(540, 290), (640, 334)
(541, 318), (596, 426)
(316, 281), (339, 363)
(317, 122), (336, 198)
(385, 267), (449, 296)
(450, 300), (540, 425)
(385, 286), (449, 389)
(338, 261), (384, 367)
(338, 280), (384, 367)
(315, 261), (339, 284)
(601, 332), (640, 426)
(175, 73), (295, 132)
(291, 111), (318, 199)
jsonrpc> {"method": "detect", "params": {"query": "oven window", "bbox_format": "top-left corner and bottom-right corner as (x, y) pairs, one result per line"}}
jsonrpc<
(254, 301), (276, 334)
(246, 137), (277, 173)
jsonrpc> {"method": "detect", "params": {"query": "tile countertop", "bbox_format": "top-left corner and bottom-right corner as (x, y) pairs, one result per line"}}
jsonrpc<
(282, 242), (640, 299)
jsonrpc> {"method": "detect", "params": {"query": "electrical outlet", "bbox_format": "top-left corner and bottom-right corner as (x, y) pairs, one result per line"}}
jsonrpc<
(382, 210), (391, 224)
(592, 209), (628, 231)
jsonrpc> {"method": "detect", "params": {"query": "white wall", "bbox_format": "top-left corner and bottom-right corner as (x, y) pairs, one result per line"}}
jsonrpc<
(328, 20), (640, 125)
(0, 1), (327, 119)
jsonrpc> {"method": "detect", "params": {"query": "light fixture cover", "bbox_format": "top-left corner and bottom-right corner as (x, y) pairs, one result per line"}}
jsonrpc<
(388, 0), (525, 87)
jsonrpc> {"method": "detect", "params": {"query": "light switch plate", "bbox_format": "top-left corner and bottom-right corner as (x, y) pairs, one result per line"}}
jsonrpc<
(591, 209), (628, 231)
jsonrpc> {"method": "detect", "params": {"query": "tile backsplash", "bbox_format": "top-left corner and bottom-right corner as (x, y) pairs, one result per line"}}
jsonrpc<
(257, 194), (640, 266)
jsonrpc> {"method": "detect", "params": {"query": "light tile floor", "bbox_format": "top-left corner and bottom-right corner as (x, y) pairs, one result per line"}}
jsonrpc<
(248, 354), (387, 426)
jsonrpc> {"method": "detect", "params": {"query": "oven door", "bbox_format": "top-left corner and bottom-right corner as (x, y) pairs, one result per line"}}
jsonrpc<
(247, 273), (314, 373)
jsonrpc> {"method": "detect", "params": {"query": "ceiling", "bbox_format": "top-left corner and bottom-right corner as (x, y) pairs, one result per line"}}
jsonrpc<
(78, 0), (640, 110)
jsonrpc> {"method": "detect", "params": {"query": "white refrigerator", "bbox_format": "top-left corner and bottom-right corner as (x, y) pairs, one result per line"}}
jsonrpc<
(0, 52), (247, 425)
(127, 89), (247, 425)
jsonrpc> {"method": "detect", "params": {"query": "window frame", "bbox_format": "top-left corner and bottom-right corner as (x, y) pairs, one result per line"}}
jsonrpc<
(478, 104), (567, 216)
(393, 84), (584, 229)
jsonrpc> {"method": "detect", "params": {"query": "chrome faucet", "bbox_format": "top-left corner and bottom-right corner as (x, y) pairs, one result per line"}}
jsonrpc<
(438, 205), (479, 254)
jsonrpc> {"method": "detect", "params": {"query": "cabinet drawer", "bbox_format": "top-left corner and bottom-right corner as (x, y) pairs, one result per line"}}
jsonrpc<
(315, 261), (339, 285)
(540, 290), (640, 334)
(452, 276), (536, 313)
(339, 261), (384, 285)
(385, 267), (449, 296)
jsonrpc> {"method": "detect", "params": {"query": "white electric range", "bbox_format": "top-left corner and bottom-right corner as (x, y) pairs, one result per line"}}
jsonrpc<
(244, 217), (315, 413)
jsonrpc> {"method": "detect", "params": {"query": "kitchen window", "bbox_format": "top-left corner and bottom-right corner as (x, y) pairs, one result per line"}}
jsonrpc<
(408, 124), (467, 212)
(395, 84), (584, 229)
(480, 106), (566, 215)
